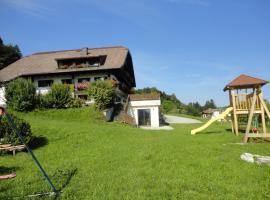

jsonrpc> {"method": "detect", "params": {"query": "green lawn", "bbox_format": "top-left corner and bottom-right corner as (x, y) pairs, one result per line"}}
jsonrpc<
(1, 108), (270, 200)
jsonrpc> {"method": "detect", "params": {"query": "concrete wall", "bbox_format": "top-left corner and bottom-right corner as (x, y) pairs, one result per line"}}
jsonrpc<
(128, 99), (161, 128)
(0, 87), (6, 107)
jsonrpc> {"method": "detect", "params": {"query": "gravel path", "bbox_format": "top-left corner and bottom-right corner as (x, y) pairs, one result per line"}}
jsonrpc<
(164, 115), (202, 124)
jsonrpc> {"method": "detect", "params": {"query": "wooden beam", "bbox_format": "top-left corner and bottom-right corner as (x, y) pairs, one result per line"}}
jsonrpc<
(244, 134), (270, 138)
(245, 89), (257, 134)
(243, 133), (270, 143)
(259, 92), (267, 133)
(258, 93), (270, 120)
(231, 90), (239, 136)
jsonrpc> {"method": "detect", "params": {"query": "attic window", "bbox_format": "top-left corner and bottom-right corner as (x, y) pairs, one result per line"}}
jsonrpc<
(57, 56), (106, 69)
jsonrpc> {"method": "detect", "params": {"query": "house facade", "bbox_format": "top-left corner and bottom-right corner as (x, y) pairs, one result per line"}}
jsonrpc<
(0, 46), (136, 105)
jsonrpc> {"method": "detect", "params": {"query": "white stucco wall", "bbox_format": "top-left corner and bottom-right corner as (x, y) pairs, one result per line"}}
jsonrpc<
(128, 99), (161, 128)
(0, 87), (6, 107)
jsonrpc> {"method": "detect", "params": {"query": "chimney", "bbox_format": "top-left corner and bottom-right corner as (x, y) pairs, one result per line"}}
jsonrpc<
(80, 47), (88, 56)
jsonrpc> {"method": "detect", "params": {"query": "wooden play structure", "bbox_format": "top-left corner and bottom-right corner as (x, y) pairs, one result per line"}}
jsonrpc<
(191, 74), (270, 143)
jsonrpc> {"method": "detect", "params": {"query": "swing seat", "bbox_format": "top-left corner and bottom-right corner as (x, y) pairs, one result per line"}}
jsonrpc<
(0, 173), (16, 181)
(251, 127), (259, 133)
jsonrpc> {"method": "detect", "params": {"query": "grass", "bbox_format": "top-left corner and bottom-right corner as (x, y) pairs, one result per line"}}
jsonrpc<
(1, 107), (270, 199)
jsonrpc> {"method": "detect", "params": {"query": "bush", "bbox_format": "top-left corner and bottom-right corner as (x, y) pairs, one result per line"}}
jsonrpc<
(5, 78), (36, 112)
(68, 98), (83, 108)
(0, 114), (32, 145)
(88, 80), (116, 110)
(44, 83), (72, 108)
(161, 100), (177, 113)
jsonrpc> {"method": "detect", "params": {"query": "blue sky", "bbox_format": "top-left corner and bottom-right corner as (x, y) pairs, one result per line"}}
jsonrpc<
(0, 0), (270, 106)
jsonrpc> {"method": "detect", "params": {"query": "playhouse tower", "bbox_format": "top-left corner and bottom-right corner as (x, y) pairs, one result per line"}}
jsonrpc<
(224, 74), (270, 142)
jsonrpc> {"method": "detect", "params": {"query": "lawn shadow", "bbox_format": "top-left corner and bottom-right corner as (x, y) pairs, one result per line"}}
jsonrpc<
(0, 166), (20, 175)
(29, 135), (48, 150)
(202, 131), (223, 135)
(51, 168), (78, 199)
(225, 128), (246, 133)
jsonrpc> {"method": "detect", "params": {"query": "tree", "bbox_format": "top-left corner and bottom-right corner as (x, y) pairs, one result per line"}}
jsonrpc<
(5, 78), (36, 112)
(203, 99), (217, 110)
(186, 102), (203, 116)
(88, 80), (116, 110)
(0, 37), (22, 70)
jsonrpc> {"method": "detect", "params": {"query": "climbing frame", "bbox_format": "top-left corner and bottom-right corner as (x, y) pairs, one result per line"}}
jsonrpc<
(224, 74), (270, 143)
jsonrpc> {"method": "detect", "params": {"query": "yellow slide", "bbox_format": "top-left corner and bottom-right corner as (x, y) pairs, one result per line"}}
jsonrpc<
(191, 107), (233, 135)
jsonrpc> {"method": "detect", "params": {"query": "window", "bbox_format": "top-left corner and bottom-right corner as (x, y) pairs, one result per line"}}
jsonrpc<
(94, 77), (101, 81)
(78, 95), (88, 100)
(61, 79), (72, 84)
(57, 56), (107, 69)
(38, 80), (54, 87)
(78, 78), (90, 83)
(114, 96), (121, 103)
(138, 109), (151, 126)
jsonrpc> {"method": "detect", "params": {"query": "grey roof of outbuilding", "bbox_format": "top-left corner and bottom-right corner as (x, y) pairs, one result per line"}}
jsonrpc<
(0, 46), (130, 82)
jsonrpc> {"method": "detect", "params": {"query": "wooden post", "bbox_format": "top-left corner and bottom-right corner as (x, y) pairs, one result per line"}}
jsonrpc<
(229, 90), (235, 134)
(243, 88), (257, 143)
(259, 91), (266, 133)
(231, 90), (239, 135)
(258, 93), (270, 120)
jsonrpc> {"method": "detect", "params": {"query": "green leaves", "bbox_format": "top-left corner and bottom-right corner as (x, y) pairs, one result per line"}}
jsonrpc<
(0, 114), (32, 145)
(88, 80), (116, 110)
(5, 78), (36, 112)
(42, 83), (72, 109)
(0, 37), (22, 70)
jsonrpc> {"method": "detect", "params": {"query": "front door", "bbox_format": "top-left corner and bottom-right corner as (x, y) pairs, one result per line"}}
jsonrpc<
(138, 109), (151, 126)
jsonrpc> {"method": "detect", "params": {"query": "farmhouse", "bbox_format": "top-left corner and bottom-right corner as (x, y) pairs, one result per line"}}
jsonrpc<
(0, 46), (136, 104)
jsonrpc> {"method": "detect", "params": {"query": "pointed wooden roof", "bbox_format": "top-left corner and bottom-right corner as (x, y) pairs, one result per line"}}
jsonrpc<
(224, 74), (268, 91)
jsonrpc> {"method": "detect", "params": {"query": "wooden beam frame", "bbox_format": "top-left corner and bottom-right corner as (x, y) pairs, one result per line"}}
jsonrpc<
(245, 88), (257, 134)
(231, 90), (239, 136)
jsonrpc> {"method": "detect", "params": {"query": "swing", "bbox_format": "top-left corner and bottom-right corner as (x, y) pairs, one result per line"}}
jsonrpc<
(0, 106), (60, 196)
(0, 107), (16, 181)
(251, 114), (259, 133)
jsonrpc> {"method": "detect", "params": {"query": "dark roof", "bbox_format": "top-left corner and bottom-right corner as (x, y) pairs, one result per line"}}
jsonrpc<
(224, 74), (268, 91)
(0, 46), (133, 83)
(129, 93), (160, 101)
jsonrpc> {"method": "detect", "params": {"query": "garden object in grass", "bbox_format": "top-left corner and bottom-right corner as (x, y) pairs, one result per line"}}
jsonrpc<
(0, 106), (60, 196)
(0, 172), (16, 181)
(241, 153), (270, 166)
(191, 74), (270, 144)
(0, 144), (26, 156)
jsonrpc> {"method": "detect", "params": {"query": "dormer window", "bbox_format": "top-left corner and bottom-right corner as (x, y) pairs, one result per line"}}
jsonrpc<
(56, 56), (106, 69)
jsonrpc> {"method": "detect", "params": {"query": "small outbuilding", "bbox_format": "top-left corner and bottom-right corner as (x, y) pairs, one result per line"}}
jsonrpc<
(202, 108), (222, 119)
(127, 93), (161, 128)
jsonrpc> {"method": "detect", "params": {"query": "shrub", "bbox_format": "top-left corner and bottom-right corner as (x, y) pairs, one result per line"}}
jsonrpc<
(44, 83), (72, 108)
(5, 78), (36, 112)
(0, 114), (32, 145)
(68, 98), (83, 108)
(88, 80), (116, 110)
(161, 100), (176, 113)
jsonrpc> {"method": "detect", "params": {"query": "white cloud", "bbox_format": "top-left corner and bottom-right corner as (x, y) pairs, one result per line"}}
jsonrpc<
(1, 0), (53, 17)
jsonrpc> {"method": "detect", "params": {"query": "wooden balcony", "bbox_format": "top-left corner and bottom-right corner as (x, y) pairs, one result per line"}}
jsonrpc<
(233, 93), (262, 114)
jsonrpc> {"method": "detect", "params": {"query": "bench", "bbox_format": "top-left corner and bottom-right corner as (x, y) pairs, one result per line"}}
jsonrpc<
(0, 144), (26, 156)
